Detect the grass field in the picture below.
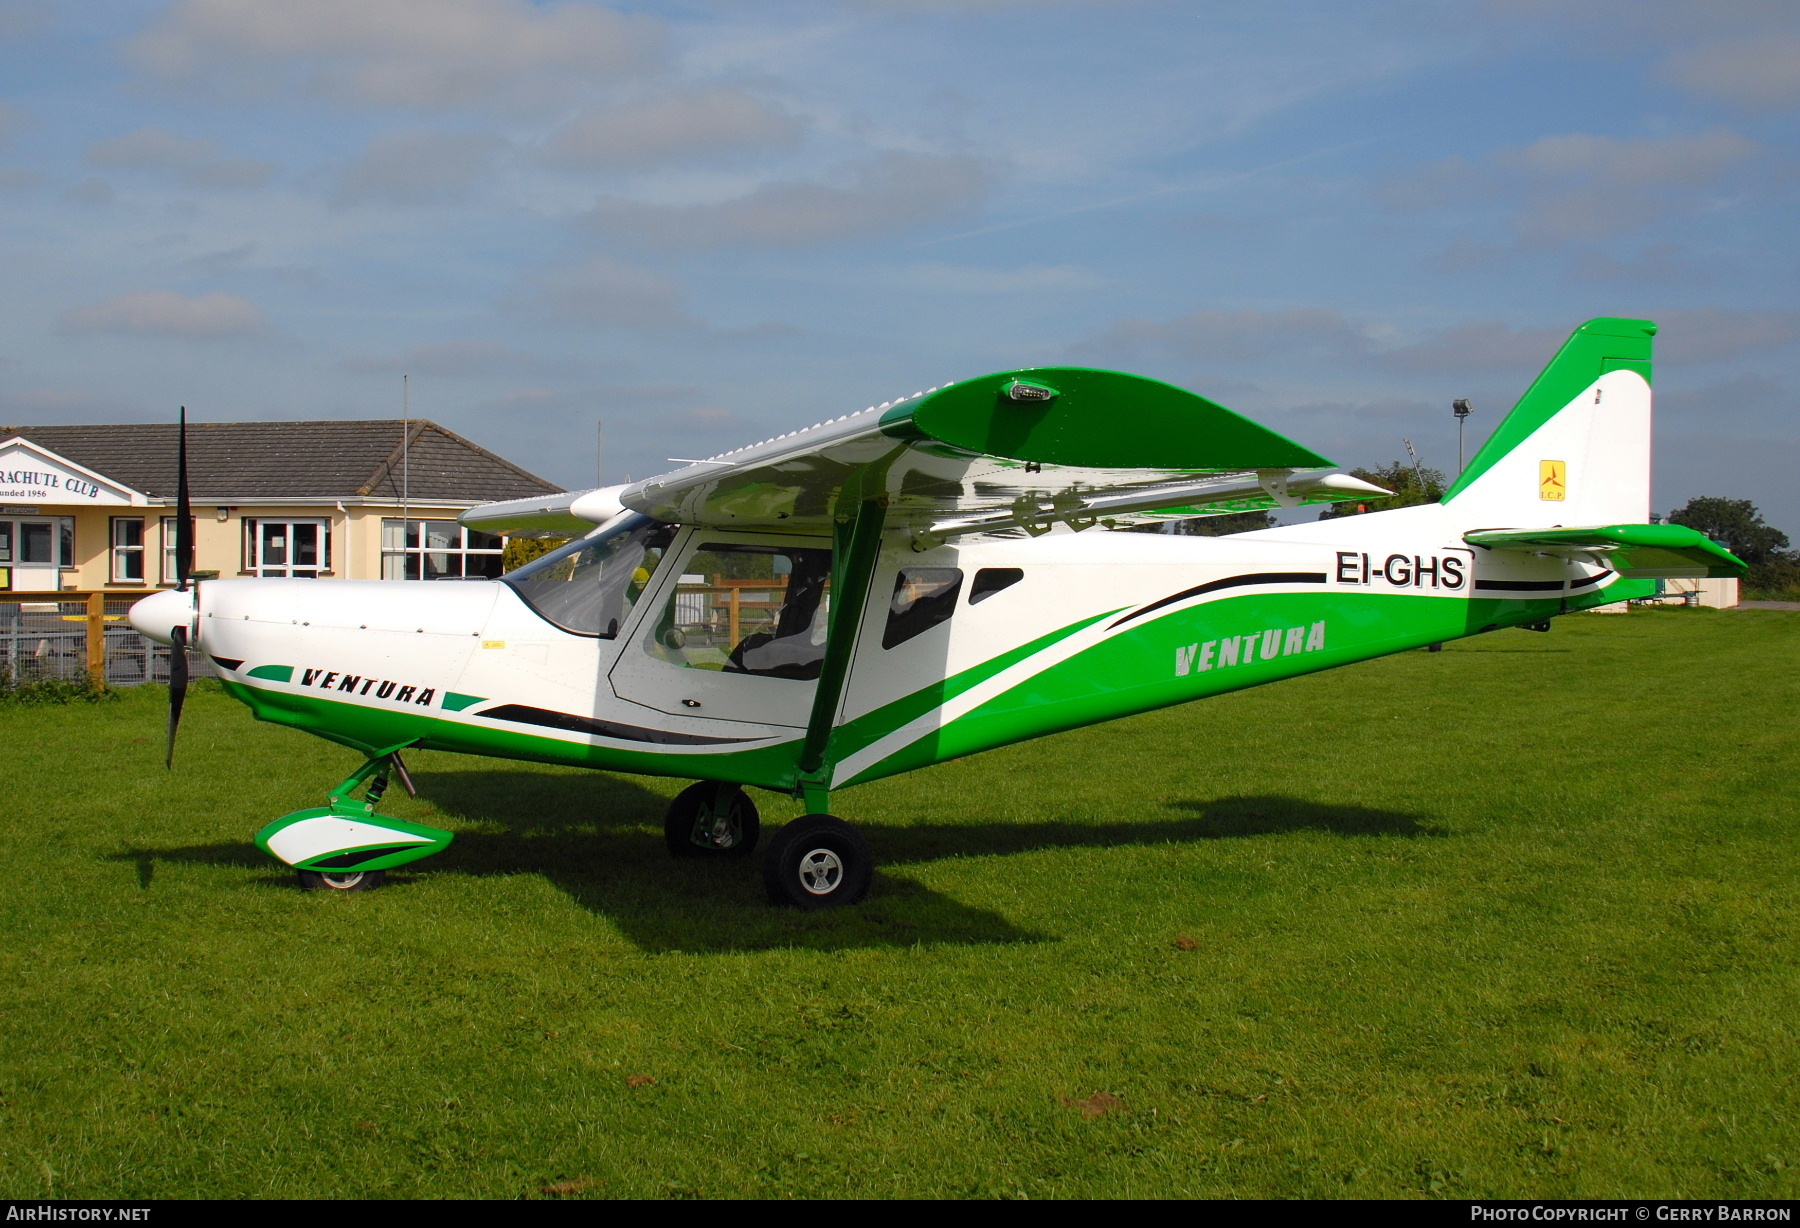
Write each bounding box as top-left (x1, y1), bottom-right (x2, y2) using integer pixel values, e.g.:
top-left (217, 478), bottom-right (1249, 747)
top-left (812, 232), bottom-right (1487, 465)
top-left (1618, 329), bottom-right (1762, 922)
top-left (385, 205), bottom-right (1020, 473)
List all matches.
top-left (1, 607), bottom-right (1796, 1199)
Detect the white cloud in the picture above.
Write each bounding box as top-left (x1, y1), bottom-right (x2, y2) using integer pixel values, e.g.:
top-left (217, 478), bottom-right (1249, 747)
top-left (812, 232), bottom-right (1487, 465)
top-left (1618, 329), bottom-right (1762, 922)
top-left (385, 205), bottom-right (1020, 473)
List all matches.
top-left (60, 177), bottom-right (113, 206)
top-left (342, 339), bottom-right (525, 376)
top-left (1500, 130), bottom-right (1756, 189)
top-left (61, 290), bottom-right (267, 338)
top-left (1374, 321), bottom-right (1565, 372)
top-left (894, 262), bottom-right (1102, 293)
top-left (543, 91), bottom-right (802, 170)
top-left (589, 152), bottom-right (989, 247)
top-left (128, 0), bottom-right (664, 112)
top-left (333, 130), bottom-right (507, 205)
top-left (1655, 309), bottom-right (1800, 363)
top-left (1664, 34), bottom-right (1800, 109)
top-left (508, 257), bottom-right (697, 329)
top-left (1087, 307), bottom-right (1370, 362)
top-left (87, 127), bottom-right (272, 190)
top-left (1384, 130), bottom-right (1761, 246)
top-left (0, 2), bottom-right (50, 40)
top-left (1569, 242), bottom-right (1708, 284)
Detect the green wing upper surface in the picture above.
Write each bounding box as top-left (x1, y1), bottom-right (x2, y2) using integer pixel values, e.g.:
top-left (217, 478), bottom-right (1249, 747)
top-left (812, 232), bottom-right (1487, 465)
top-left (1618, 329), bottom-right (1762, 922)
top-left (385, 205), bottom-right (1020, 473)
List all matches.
top-left (609, 367), bottom-right (1365, 534)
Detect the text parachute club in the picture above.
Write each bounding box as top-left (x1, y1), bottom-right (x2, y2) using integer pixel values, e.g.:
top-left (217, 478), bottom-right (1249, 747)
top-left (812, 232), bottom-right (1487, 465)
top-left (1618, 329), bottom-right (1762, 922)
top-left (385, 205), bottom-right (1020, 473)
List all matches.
top-left (299, 667), bottom-right (437, 707)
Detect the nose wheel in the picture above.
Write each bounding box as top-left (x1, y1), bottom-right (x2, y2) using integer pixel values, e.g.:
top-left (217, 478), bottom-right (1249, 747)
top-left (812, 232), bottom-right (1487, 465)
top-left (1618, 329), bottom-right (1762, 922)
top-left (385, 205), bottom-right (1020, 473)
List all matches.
top-left (664, 781), bottom-right (761, 858)
top-left (762, 815), bottom-right (871, 910)
top-left (297, 869), bottom-right (386, 892)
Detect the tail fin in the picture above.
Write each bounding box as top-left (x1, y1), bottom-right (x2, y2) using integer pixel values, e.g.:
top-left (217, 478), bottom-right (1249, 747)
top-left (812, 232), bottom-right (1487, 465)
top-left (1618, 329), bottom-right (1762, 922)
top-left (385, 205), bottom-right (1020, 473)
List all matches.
top-left (1440, 317), bottom-right (1654, 527)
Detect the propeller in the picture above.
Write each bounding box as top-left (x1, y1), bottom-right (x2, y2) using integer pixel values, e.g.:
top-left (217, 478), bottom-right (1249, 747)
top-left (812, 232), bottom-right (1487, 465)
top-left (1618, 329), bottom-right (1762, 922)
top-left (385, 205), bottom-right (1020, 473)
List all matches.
top-left (166, 407), bottom-right (193, 769)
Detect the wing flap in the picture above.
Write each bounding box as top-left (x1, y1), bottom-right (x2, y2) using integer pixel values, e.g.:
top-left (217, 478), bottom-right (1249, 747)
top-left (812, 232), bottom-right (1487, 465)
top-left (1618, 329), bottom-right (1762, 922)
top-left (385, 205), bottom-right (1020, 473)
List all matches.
top-left (1464, 524), bottom-right (1746, 578)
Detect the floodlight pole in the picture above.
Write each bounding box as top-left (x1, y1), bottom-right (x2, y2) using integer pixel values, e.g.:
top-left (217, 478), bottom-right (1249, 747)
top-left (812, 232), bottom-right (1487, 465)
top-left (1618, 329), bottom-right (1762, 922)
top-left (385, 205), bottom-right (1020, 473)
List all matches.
top-left (1453, 398), bottom-right (1473, 474)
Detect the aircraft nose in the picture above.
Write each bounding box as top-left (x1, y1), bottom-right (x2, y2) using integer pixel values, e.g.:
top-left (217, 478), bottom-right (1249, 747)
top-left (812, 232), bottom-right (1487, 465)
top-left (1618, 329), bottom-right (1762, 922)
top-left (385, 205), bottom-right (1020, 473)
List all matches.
top-left (129, 588), bottom-right (196, 646)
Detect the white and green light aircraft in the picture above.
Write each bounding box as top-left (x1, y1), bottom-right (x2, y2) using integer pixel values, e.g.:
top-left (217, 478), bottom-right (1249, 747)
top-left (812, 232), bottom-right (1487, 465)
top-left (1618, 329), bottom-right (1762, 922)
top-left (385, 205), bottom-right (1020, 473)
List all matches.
top-left (131, 317), bottom-right (1743, 908)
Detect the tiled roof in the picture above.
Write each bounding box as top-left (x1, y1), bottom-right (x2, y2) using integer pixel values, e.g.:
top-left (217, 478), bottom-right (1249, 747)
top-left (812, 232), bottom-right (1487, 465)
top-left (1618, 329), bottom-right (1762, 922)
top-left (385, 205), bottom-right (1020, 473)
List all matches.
top-left (0, 420), bottom-right (562, 503)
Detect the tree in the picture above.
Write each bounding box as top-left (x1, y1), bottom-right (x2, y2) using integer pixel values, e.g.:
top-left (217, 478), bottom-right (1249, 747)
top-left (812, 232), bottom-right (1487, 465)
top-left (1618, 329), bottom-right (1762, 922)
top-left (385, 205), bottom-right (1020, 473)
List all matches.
top-left (1667, 497), bottom-right (1789, 566)
top-left (1317, 459), bottom-right (1447, 519)
top-left (501, 535), bottom-right (568, 572)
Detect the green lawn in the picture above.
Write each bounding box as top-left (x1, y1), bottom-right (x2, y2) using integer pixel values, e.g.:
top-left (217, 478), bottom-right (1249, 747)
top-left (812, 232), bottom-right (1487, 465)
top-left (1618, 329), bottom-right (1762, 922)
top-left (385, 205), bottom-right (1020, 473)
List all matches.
top-left (1, 608), bottom-right (1796, 1199)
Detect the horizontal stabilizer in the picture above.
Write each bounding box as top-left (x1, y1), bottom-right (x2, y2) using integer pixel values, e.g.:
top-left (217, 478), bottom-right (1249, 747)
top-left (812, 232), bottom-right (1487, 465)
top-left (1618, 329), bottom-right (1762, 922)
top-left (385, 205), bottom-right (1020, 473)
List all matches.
top-left (1464, 523), bottom-right (1746, 579)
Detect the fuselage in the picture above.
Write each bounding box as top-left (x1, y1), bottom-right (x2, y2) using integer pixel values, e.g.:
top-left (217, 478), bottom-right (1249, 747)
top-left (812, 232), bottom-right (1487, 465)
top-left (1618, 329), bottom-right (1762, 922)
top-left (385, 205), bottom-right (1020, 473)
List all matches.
top-left (133, 502), bottom-right (1645, 797)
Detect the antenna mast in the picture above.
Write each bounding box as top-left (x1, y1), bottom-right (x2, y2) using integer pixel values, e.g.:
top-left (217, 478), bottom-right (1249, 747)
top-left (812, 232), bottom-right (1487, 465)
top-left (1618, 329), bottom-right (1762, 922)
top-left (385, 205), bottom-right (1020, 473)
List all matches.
top-left (1403, 437), bottom-right (1427, 493)
top-left (402, 374), bottom-right (410, 579)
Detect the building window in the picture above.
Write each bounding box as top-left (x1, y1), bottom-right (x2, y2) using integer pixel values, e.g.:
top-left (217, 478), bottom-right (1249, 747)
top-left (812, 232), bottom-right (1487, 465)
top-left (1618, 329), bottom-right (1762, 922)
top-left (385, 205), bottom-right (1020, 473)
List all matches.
top-left (243, 518), bottom-right (330, 578)
top-left (382, 519), bottom-right (504, 580)
top-left (111, 517), bottom-right (145, 582)
top-left (16, 519), bottom-right (74, 566)
top-left (159, 516), bottom-right (196, 584)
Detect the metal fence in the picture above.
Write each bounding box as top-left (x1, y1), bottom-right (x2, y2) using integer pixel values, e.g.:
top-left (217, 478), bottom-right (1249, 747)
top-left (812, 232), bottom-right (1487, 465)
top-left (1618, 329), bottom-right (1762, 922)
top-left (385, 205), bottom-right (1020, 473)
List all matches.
top-left (0, 597), bottom-right (217, 688)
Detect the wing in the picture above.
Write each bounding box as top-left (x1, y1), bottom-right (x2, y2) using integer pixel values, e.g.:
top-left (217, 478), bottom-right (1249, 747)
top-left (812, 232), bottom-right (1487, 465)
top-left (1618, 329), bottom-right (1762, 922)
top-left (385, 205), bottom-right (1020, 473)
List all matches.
top-left (465, 366), bottom-right (1386, 540)
top-left (1464, 524), bottom-right (1746, 578)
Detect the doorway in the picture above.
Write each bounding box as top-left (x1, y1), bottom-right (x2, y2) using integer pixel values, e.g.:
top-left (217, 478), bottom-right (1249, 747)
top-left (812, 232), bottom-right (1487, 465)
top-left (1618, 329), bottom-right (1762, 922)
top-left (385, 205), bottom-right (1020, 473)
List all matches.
top-left (608, 533), bottom-right (833, 727)
top-left (0, 516), bottom-right (74, 591)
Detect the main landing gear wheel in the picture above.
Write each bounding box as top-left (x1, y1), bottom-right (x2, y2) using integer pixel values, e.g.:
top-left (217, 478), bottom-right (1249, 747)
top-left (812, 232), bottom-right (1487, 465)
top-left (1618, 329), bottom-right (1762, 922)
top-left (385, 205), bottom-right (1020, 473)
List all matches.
top-left (762, 815), bottom-right (872, 910)
top-left (665, 781), bottom-right (761, 858)
top-left (297, 869), bottom-right (386, 892)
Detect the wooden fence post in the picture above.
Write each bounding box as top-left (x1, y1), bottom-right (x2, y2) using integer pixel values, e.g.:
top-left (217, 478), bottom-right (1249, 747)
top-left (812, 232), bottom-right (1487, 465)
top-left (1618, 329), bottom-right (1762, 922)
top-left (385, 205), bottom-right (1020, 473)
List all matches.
top-left (86, 592), bottom-right (106, 687)
top-left (729, 586), bottom-right (741, 647)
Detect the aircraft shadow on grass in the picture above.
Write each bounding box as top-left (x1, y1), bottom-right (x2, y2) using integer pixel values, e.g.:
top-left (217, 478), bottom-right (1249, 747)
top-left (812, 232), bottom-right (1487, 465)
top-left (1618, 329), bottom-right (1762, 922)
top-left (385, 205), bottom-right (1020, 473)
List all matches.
top-left (115, 776), bottom-right (1440, 954)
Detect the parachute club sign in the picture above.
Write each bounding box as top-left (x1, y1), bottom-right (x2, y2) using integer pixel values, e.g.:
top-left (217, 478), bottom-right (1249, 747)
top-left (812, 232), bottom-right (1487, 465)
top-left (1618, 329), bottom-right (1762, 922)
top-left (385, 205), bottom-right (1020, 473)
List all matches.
top-left (0, 467), bottom-right (106, 501)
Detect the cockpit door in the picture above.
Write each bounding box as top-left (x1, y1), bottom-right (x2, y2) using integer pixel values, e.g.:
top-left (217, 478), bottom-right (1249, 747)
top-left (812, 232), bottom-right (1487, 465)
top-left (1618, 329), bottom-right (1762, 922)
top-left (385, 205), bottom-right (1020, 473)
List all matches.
top-left (607, 531), bottom-right (833, 727)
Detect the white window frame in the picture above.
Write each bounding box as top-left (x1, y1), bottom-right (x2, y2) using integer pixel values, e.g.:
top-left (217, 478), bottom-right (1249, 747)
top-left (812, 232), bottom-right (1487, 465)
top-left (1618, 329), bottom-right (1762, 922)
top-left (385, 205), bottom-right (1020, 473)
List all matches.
top-left (381, 518), bottom-right (505, 580)
top-left (111, 516), bottom-right (146, 583)
top-left (157, 515), bottom-right (197, 585)
top-left (244, 517), bottom-right (331, 578)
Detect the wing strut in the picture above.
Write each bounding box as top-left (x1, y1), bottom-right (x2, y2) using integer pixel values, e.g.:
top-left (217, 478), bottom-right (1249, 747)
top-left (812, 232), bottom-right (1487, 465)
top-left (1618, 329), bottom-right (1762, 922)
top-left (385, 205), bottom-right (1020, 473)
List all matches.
top-left (796, 494), bottom-right (889, 798)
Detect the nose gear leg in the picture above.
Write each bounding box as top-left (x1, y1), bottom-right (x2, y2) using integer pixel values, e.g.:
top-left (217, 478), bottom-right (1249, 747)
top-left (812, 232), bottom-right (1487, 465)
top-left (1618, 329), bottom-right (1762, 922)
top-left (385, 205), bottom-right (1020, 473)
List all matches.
top-left (255, 747), bottom-right (453, 890)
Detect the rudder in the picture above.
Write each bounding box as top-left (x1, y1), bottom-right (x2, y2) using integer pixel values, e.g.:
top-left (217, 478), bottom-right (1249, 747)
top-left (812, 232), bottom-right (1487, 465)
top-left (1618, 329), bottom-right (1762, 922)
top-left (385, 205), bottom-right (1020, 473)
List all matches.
top-left (1440, 317), bottom-right (1654, 528)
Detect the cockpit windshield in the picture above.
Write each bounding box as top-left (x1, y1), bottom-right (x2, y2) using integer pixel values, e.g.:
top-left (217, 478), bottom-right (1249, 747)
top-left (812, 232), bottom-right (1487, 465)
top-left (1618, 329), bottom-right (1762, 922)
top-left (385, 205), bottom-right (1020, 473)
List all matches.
top-left (501, 514), bottom-right (676, 638)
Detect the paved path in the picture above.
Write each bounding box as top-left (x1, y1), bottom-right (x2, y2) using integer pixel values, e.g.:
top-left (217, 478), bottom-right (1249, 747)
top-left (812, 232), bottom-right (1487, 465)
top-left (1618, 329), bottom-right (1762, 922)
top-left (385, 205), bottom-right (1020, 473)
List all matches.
top-left (1739, 600), bottom-right (1800, 610)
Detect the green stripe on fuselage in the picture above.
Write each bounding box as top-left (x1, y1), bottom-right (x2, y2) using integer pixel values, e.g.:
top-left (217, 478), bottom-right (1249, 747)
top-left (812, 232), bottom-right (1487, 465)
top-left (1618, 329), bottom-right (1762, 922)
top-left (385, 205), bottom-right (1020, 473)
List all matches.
top-left (844, 579), bottom-right (1654, 785)
top-left (220, 679), bottom-right (807, 790)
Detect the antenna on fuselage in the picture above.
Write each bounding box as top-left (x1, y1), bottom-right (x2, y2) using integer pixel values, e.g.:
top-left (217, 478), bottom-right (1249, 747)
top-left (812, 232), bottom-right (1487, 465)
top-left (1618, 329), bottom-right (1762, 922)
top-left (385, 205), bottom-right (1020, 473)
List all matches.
top-left (401, 374), bottom-right (410, 579)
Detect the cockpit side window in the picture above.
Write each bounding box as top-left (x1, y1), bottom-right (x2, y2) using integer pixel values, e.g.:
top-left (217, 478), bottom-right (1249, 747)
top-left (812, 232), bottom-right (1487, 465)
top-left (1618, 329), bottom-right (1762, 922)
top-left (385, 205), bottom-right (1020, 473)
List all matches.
top-left (883, 567), bottom-right (963, 649)
top-left (502, 514), bottom-right (676, 637)
top-left (644, 542), bottom-right (834, 680)
top-left (968, 567), bottom-right (1023, 604)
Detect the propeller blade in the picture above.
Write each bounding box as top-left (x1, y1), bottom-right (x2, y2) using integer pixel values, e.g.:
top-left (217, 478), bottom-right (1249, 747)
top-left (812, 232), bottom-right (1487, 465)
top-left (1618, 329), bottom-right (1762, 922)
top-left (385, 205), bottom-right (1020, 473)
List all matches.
top-left (166, 409), bottom-right (193, 768)
top-left (175, 406), bottom-right (193, 591)
top-left (166, 624), bottom-right (188, 769)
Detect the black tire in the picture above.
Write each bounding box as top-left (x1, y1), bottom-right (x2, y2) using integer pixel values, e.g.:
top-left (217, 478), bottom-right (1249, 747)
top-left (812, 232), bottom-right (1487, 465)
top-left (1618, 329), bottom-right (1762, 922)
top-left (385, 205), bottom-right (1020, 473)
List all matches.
top-left (664, 781), bottom-right (761, 858)
top-left (297, 869), bottom-right (387, 892)
top-left (762, 815), bottom-right (872, 910)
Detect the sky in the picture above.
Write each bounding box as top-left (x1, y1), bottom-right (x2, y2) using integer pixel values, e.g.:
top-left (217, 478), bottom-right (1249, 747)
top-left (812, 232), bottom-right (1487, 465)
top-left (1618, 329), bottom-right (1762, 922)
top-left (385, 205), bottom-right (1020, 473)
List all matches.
top-left (0, 0), bottom-right (1795, 531)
